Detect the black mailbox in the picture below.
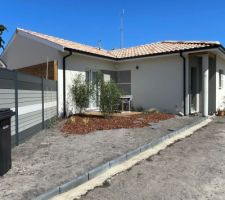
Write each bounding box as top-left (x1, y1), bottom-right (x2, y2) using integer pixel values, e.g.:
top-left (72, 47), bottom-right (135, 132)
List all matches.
top-left (0, 108), bottom-right (15, 176)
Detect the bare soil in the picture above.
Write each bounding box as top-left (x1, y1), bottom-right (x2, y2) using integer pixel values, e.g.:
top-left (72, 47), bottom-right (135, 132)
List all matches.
top-left (0, 116), bottom-right (198, 200)
top-left (62, 113), bottom-right (174, 134)
top-left (82, 117), bottom-right (225, 200)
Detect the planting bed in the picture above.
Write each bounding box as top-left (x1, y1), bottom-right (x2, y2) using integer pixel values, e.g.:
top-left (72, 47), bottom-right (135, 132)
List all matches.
top-left (62, 113), bottom-right (174, 134)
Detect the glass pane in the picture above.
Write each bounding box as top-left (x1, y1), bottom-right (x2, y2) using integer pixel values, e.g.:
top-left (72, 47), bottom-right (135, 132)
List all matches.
top-left (85, 71), bottom-right (90, 83)
top-left (91, 71), bottom-right (100, 108)
top-left (103, 74), bottom-right (111, 82)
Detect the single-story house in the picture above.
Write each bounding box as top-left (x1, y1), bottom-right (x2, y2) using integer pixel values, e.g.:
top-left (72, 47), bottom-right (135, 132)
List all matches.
top-left (1, 28), bottom-right (225, 117)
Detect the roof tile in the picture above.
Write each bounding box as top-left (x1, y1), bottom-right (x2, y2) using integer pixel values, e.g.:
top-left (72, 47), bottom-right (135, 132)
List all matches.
top-left (17, 28), bottom-right (220, 60)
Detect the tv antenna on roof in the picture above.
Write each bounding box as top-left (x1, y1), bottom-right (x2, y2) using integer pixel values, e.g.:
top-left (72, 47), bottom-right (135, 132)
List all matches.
top-left (97, 40), bottom-right (102, 49)
top-left (120, 9), bottom-right (125, 48)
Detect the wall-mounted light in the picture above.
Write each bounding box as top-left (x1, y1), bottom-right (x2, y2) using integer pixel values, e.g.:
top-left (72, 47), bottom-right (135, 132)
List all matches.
top-left (136, 65), bottom-right (139, 70)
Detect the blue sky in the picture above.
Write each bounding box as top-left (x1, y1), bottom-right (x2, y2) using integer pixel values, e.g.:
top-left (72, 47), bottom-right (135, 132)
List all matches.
top-left (1, 0), bottom-right (225, 51)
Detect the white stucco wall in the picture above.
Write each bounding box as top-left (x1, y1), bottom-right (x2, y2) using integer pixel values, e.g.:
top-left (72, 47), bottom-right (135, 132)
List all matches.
top-left (216, 55), bottom-right (225, 109)
top-left (64, 53), bottom-right (116, 114)
top-left (1, 34), bottom-right (62, 69)
top-left (116, 55), bottom-right (184, 114)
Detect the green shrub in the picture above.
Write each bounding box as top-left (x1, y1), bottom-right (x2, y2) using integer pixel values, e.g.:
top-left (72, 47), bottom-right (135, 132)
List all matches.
top-left (99, 81), bottom-right (122, 117)
top-left (92, 72), bottom-right (122, 117)
top-left (71, 74), bottom-right (93, 113)
top-left (71, 72), bottom-right (122, 117)
top-left (135, 106), bottom-right (145, 112)
top-left (46, 117), bottom-right (57, 129)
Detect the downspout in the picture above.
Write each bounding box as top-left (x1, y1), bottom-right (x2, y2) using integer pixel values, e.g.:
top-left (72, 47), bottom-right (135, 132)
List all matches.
top-left (62, 50), bottom-right (72, 118)
top-left (179, 52), bottom-right (186, 116)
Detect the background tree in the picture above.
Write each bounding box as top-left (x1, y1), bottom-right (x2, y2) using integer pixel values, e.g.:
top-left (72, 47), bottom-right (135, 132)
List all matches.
top-left (0, 25), bottom-right (7, 49)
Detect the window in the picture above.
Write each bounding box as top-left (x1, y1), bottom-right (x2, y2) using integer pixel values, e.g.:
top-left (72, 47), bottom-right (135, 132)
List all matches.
top-left (219, 69), bottom-right (224, 89)
top-left (116, 70), bottom-right (131, 95)
top-left (103, 74), bottom-right (111, 82)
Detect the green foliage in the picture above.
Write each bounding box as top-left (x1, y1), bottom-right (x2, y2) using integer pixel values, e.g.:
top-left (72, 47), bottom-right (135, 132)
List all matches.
top-left (70, 71), bottom-right (122, 117)
top-left (98, 78), bottom-right (122, 117)
top-left (135, 106), bottom-right (145, 112)
top-left (46, 117), bottom-right (57, 129)
top-left (71, 73), bottom-right (94, 113)
top-left (0, 25), bottom-right (7, 50)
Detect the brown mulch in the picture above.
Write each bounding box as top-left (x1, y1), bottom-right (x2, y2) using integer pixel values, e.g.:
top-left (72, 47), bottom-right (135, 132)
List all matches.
top-left (61, 113), bottom-right (175, 134)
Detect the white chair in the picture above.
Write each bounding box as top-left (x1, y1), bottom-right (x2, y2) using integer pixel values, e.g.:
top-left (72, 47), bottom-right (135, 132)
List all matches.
top-left (120, 95), bottom-right (133, 112)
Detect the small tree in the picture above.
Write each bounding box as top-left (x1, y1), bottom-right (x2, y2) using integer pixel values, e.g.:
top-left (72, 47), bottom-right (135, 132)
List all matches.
top-left (71, 74), bottom-right (93, 114)
top-left (98, 78), bottom-right (122, 117)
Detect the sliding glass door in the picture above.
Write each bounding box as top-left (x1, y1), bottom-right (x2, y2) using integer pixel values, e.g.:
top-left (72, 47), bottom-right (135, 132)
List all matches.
top-left (85, 70), bottom-right (99, 109)
top-left (85, 69), bottom-right (131, 109)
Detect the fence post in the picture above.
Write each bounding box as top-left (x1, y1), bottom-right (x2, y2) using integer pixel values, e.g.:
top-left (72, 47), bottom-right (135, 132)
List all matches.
top-left (42, 78), bottom-right (45, 129)
top-left (14, 71), bottom-right (19, 146)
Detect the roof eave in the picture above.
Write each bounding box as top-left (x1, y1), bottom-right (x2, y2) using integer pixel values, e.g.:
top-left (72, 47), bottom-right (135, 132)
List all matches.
top-left (64, 47), bottom-right (118, 61)
top-left (117, 45), bottom-right (222, 61)
top-left (65, 45), bottom-right (223, 61)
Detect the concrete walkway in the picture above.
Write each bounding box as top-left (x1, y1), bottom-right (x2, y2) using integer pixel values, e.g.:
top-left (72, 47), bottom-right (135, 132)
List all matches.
top-left (81, 117), bottom-right (225, 200)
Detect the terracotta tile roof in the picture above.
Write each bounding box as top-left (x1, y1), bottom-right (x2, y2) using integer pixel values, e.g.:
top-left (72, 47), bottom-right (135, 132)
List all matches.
top-left (17, 28), bottom-right (221, 60)
top-left (17, 28), bottom-right (115, 58)
top-left (110, 41), bottom-right (221, 59)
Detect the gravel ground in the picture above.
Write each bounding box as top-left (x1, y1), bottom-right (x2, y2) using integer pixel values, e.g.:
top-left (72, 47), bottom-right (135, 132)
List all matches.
top-left (82, 117), bottom-right (225, 200)
top-left (0, 116), bottom-right (198, 200)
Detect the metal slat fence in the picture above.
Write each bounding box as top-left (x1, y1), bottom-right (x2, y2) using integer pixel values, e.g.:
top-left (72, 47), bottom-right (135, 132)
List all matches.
top-left (0, 68), bottom-right (58, 146)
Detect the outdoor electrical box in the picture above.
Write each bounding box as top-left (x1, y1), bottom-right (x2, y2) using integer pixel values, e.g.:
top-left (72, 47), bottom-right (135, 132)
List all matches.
top-left (0, 108), bottom-right (15, 176)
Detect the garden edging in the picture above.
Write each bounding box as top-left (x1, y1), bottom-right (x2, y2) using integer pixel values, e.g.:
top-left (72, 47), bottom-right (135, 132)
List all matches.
top-left (34, 117), bottom-right (212, 200)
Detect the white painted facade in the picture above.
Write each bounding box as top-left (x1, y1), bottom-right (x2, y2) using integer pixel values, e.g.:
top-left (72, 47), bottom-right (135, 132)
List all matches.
top-left (1, 33), bottom-right (62, 69)
top-left (65, 54), bottom-right (116, 114)
top-left (2, 32), bottom-right (225, 116)
top-left (216, 55), bottom-right (225, 109)
top-left (116, 55), bottom-right (183, 113)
